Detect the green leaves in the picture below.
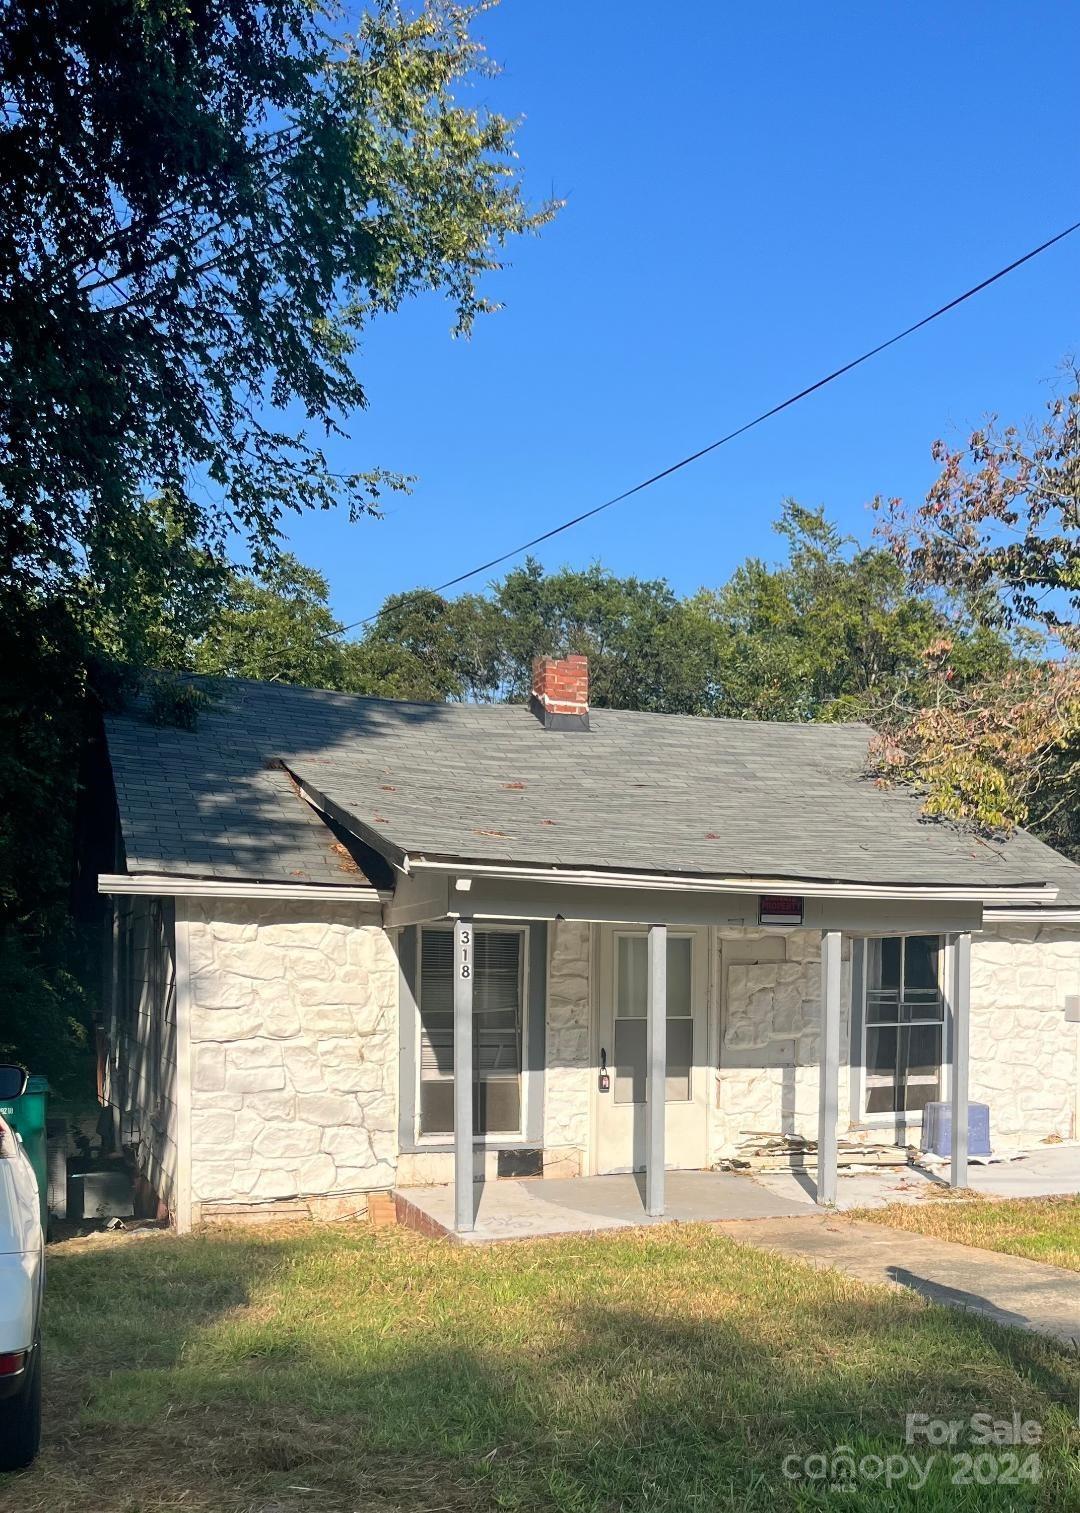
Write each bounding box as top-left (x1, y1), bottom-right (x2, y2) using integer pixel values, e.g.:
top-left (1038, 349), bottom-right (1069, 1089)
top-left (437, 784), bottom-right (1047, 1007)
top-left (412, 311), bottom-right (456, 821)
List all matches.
top-left (0, 1), bottom-right (556, 593)
top-left (872, 371), bottom-right (1080, 843)
top-left (0, 2), bottom-right (555, 1083)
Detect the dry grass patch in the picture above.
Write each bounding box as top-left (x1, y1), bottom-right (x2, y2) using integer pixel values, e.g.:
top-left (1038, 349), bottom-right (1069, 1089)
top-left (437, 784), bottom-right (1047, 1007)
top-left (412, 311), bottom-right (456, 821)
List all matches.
top-left (850, 1195), bottom-right (1080, 1271)
top-left (0, 1221), bottom-right (1075, 1511)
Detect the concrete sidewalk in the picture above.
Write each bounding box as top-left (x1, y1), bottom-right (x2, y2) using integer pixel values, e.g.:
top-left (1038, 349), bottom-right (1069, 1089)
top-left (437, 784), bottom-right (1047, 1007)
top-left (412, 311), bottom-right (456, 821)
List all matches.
top-left (713, 1214), bottom-right (1080, 1347)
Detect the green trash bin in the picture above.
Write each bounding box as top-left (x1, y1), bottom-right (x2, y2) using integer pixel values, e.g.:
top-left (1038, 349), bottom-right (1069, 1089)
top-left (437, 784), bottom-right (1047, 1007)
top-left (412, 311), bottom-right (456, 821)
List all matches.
top-left (0, 1075), bottom-right (49, 1231)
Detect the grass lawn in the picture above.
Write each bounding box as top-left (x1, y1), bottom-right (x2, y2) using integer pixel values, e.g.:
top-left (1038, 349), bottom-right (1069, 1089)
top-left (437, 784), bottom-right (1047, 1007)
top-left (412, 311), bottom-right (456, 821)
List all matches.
top-left (3, 1222), bottom-right (1077, 1513)
top-left (850, 1196), bottom-right (1080, 1272)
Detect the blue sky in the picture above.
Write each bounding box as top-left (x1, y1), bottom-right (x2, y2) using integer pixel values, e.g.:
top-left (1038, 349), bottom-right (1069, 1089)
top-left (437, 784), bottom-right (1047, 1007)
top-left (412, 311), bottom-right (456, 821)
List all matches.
top-left (286, 0), bottom-right (1080, 631)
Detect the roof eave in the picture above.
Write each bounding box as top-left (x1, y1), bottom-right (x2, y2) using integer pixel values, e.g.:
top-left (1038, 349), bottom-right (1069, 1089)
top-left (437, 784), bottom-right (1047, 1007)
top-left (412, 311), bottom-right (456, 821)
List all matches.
top-left (97, 872), bottom-right (385, 903)
top-left (404, 857), bottom-right (1059, 906)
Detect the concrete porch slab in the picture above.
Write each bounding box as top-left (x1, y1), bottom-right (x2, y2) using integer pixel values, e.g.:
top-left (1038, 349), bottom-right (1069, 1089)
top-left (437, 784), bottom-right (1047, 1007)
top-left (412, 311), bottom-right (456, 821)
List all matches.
top-left (752, 1142), bottom-right (1080, 1211)
top-left (395, 1169), bottom-right (812, 1243)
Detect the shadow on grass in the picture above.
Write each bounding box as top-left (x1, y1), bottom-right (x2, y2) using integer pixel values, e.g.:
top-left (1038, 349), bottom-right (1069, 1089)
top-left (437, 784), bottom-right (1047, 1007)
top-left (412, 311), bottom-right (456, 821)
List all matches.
top-left (4, 1226), bottom-right (1077, 1513)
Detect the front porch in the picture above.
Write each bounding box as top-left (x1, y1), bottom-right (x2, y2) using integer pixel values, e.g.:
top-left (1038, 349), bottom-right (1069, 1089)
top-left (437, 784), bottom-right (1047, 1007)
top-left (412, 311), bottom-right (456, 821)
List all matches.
top-left (394, 1167), bottom-right (812, 1243)
top-left (394, 1142), bottom-right (1080, 1244)
top-left (392, 873), bottom-right (988, 1237)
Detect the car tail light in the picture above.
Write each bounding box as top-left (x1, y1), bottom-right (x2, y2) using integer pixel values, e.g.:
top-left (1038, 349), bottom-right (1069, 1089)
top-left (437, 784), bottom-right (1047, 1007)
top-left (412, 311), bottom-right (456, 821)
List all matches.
top-left (0, 1351), bottom-right (26, 1376)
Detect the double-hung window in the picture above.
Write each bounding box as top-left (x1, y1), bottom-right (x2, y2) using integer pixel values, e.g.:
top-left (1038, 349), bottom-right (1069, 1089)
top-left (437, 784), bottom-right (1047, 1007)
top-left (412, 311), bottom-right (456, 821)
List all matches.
top-left (862, 935), bottom-right (944, 1117)
top-left (418, 925), bottom-right (525, 1137)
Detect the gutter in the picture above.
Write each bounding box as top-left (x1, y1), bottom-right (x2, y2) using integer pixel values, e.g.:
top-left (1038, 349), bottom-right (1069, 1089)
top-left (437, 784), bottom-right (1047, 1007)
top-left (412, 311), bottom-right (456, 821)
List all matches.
top-left (405, 857), bottom-right (1057, 906)
top-left (97, 873), bottom-right (383, 903)
top-left (982, 907), bottom-right (1080, 924)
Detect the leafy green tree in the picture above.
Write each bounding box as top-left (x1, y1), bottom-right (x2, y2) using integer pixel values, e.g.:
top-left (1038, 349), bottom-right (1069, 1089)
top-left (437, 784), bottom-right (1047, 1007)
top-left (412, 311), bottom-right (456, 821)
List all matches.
top-left (342, 589), bottom-right (504, 701)
top-left (0, 0), bottom-right (554, 600)
top-left (0, 0), bottom-right (552, 1084)
top-left (339, 514), bottom-right (1013, 726)
top-left (491, 559), bottom-right (721, 712)
top-left (695, 503), bottom-right (1011, 723)
top-left (0, 588), bottom-right (92, 1091)
top-left (78, 497), bottom-right (230, 674)
top-left (191, 555), bottom-right (347, 687)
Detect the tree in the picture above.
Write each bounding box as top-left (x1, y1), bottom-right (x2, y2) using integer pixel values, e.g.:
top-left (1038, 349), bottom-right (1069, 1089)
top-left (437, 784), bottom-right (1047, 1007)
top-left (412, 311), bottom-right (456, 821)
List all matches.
top-left (491, 559), bottom-right (721, 712)
top-left (694, 503), bottom-right (1011, 723)
top-left (191, 554), bottom-right (348, 687)
top-left (342, 588), bottom-right (503, 701)
top-left (0, 0), bottom-right (554, 602)
top-left (0, 0), bottom-right (553, 1083)
top-left (0, 587), bottom-right (92, 1091)
top-left (874, 375), bottom-right (1079, 845)
top-left (878, 374), bottom-right (1079, 648)
top-left (336, 512), bottom-right (1015, 726)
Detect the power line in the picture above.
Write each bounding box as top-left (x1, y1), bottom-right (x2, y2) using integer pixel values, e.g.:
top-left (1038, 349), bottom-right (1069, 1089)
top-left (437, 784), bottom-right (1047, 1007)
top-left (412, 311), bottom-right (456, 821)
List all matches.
top-left (311, 216), bottom-right (1080, 650)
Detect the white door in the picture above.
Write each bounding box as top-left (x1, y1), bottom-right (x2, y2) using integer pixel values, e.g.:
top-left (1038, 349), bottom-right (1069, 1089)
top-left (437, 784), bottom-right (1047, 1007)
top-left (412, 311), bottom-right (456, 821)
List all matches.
top-left (594, 926), bottom-right (709, 1174)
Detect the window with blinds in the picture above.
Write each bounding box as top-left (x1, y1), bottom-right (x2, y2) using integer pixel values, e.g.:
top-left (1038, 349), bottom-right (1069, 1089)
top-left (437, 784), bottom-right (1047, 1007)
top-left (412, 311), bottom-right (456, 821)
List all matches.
top-left (418, 927), bottom-right (525, 1135)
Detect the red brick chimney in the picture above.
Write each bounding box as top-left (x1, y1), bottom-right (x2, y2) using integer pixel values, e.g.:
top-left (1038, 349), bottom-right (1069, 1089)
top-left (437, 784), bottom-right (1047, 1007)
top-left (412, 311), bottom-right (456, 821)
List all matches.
top-left (530, 654), bottom-right (590, 731)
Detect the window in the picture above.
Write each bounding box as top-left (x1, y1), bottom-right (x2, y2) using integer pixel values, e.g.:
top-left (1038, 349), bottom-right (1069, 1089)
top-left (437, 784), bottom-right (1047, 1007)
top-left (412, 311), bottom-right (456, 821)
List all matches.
top-left (418, 926), bottom-right (525, 1136)
top-left (863, 935), bottom-right (944, 1117)
top-left (613, 934), bottom-right (694, 1104)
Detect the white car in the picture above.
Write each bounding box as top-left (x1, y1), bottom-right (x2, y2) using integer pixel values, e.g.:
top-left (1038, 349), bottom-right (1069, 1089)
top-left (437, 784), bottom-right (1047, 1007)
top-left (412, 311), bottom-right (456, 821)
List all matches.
top-left (0, 1066), bottom-right (43, 1470)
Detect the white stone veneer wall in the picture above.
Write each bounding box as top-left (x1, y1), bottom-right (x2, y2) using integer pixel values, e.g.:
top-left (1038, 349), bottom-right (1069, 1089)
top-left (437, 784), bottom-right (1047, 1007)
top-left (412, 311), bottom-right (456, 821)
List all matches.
top-left (543, 921), bottom-right (592, 1170)
top-left (179, 906), bottom-right (1079, 1215)
top-left (970, 924), bottom-right (1080, 1148)
top-left (185, 899), bottom-right (398, 1216)
top-left (536, 925), bottom-right (855, 1169)
top-left (710, 929), bottom-right (853, 1162)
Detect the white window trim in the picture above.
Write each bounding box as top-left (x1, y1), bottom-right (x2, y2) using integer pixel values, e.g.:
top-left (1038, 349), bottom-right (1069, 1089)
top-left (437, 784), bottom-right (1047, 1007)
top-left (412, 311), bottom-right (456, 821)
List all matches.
top-left (414, 922), bottom-right (530, 1146)
top-left (611, 927), bottom-right (696, 1106)
top-left (855, 933), bottom-right (947, 1130)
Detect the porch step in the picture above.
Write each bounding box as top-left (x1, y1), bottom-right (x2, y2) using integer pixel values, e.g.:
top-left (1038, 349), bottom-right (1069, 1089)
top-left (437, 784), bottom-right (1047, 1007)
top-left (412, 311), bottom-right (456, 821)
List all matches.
top-left (393, 1189), bottom-right (452, 1239)
top-left (367, 1191), bottom-right (400, 1229)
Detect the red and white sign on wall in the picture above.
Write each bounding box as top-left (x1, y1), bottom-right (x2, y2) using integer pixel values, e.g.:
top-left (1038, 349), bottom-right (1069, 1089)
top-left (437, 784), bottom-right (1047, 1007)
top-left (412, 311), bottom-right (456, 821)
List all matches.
top-left (759, 894), bottom-right (804, 925)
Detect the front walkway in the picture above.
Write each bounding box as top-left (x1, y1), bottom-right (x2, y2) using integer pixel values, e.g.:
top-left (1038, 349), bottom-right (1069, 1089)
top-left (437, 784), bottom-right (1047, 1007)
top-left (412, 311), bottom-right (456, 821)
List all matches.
top-left (395, 1169), bottom-right (809, 1243)
top-left (713, 1214), bottom-right (1080, 1347)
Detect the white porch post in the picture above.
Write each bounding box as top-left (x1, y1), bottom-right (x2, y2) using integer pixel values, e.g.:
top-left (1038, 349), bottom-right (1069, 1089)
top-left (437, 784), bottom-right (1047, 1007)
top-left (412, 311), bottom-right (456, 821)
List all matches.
top-left (645, 923), bottom-right (667, 1217)
top-left (950, 930), bottom-right (971, 1190)
top-left (817, 930), bottom-right (842, 1206)
top-left (453, 917), bottom-right (474, 1233)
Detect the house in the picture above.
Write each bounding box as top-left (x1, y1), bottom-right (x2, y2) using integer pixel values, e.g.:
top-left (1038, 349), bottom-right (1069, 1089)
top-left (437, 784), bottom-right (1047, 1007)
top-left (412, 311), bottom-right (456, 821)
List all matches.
top-left (96, 655), bottom-right (1080, 1234)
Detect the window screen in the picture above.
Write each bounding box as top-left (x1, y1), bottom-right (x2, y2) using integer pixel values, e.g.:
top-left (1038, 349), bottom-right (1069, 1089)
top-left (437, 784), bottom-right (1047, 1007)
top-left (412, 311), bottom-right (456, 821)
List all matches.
top-left (419, 927), bottom-right (524, 1136)
top-left (864, 935), bottom-right (944, 1116)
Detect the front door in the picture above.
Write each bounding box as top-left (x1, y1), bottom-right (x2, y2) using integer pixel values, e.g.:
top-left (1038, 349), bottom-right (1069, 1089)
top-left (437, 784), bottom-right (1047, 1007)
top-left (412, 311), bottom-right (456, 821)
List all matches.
top-left (594, 926), bottom-right (709, 1173)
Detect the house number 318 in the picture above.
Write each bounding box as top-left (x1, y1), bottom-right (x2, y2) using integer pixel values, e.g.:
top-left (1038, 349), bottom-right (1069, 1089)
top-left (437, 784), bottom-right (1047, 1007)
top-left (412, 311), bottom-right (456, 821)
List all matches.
top-left (459, 928), bottom-right (471, 977)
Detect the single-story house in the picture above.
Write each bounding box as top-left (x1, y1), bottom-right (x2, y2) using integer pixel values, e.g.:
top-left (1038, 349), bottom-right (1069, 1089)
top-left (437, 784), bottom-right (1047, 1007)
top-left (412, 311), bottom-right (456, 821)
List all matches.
top-left (96, 655), bottom-right (1080, 1234)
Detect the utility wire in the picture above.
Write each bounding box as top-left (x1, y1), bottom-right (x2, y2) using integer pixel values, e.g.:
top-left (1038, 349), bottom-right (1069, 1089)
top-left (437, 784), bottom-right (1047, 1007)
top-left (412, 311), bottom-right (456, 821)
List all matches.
top-left (305, 216), bottom-right (1080, 653)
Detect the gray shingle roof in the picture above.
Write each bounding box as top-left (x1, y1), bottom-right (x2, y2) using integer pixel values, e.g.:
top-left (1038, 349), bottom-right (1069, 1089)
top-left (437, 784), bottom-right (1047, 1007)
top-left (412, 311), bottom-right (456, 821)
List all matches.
top-left (104, 677), bottom-right (1080, 902)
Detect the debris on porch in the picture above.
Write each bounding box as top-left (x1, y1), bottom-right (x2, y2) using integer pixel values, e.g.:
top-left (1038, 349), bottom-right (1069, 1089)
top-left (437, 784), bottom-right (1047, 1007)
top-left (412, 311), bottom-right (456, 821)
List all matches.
top-left (720, 1130), bottom-right (909, 1173)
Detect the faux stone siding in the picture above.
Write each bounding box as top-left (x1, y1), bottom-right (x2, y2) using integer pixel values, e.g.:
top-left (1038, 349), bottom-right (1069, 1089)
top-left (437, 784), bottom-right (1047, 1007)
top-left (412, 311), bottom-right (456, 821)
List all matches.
top-left (544, 920), bottom-right (591, 1167)
top-left (187, 900), bottom-right (397, 1207)
top-left (970, 924), bottom-right (1080, 1147)
top-left (710, 929), bottom-right (852, 1161)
